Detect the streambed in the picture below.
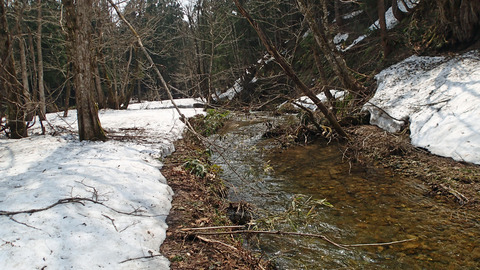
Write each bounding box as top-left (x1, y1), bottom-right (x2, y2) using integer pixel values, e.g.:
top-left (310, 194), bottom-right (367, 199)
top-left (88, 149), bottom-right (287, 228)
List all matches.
top-left (211, 113), bottom-right (480, 269)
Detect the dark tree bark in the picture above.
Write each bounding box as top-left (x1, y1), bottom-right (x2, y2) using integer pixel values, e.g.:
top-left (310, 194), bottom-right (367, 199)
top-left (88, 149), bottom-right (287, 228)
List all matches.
top-left (1, 1), bottom-right (27, 138)
top-left (378, 0), bottom-right (391, 57)
top-left (93, 56), bottom-right (106, 109)
top-left (233, 0), bottom-right (348, 139)
top-left (63, 66), bottom-right (72, 117)
top-left (63, 0), bottom-right (107, 141)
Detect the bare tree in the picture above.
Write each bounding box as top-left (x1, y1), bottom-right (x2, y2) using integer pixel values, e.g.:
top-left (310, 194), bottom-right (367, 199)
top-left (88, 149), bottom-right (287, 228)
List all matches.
top-left (1, 0), bottom-right (27, 138)
top-left (62, 0), bottom-right (107, 141)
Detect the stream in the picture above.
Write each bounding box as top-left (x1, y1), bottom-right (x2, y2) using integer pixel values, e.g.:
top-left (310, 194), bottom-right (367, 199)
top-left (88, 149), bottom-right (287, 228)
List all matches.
top-left (211, 113), bottom-right (480, 269)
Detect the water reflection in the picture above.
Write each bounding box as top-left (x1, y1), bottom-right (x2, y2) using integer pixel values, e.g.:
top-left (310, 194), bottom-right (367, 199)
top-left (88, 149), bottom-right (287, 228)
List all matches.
top-left (212, 113), bottom-right (480, 269)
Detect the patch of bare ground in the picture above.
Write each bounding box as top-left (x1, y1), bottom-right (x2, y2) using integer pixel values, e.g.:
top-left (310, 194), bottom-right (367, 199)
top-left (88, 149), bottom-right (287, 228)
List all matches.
top-left (160, 139), bottom-right (272, 270)
top-left (346, 125), bottom-right (480, 209)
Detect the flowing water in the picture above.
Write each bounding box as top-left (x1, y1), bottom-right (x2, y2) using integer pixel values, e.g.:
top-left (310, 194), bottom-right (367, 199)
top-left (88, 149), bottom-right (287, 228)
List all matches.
top-left (211, 113), bottom-right (480, 269)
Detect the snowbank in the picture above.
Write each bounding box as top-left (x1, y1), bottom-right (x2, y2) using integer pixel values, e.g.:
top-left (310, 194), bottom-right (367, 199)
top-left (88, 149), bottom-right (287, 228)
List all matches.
top-left (0, 100), bottom-right (203, 269)
top-left (364, 51), bottom-right (480, 165)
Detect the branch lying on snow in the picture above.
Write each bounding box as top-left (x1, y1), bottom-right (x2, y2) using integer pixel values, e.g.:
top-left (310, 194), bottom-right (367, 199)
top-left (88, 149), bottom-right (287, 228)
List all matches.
top-left (0, 197), bottom-right (165, 218)
top-left (119, 254), bottom-right (165, 264)
top-left (180, 226), bottom-right (416, 250)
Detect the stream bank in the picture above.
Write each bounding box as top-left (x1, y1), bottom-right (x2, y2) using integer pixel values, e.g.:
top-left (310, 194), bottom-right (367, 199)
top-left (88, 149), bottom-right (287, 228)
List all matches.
top-left (347, 125), bottom-right (480, 209)
top-left (160, 139), bottom-right (273, 270)
top-left (161, 112), bottom-right (480, 269)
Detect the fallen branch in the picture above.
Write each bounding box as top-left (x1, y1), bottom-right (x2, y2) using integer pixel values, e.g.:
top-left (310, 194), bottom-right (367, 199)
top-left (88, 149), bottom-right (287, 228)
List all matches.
top-left (180, 226), bottom-right (416, 250)
top-left (0, 197), bottom-right (165, 218)
top-left (181, 228), bottom-right (348, 250)
top-left (119, 254), bottom-right (165, 264)
top-left (180, 225), bottom-right (245, 231)
top-left (196, 235), bottom-right (238, 251)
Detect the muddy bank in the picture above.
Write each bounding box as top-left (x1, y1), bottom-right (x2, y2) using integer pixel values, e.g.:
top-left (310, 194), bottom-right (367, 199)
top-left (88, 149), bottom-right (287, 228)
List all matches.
top-left (160, 139), bottom-right (271, 270)
top-left (346, 125), bottom-right (480, 209)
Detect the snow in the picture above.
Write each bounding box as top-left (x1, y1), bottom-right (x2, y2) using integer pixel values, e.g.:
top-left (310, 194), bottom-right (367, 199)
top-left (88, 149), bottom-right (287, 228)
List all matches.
top-left (296, 90), bottom-right (346, 110)
top-left (343, 10), bottom-right (363, 20)
top-left (339, 0), bottom-right (419, 52)
top-left (278, 90), bottom-right (346, 111)
top-left (364, 51), bottom-right (480, 165)
top-left (333, 33), bottom-right (349, 45)
top-left (0, 99), bottom-right (204, 269)
top-left (215, 79), bottom-right (243, 101)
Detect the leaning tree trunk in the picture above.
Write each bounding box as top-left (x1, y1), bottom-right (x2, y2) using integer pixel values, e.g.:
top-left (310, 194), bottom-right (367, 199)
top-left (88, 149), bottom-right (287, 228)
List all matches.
top-left (63, 0), bottom-right (107, 141)
top-left (0, 1), bottom-right (27, 138)
top-left (233, 0), bottom-right (348, 139)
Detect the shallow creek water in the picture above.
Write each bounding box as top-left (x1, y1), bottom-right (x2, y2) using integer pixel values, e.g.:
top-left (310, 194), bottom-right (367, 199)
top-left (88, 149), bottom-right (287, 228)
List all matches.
top-left (211, 113), bottom-right (480, 269)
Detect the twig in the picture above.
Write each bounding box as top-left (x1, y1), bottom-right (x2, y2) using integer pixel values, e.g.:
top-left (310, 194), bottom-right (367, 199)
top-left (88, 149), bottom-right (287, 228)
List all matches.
top-left (119, 254), bottom-right (165, 264)
top-left (180, 225), bottom-right (245, 231)
top-left (181, 227), bottom-right (416, 250)
top-left (196, 235), bottom-right (238, 251)
top-left (0, 197), bottom-right (165, 218)
top-left (343, 238), bottom-right (416, 247)
top-left (102, 214), bottom-right (118, 232)
top-left (9, 216), bottom-right (42, 231)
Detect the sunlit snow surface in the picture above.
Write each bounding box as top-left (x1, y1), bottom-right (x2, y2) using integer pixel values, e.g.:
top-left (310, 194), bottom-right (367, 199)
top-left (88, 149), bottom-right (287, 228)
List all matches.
top-left (364, 51), bottom-right (480, 165)
top-left (0, 99), bottom-right (203, 269)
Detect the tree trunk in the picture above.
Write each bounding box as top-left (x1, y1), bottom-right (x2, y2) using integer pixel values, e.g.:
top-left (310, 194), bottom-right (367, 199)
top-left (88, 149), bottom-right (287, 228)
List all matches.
top-left (27, 31), bottom-right (38, 105)
top-left (14, 2), bottom-right (34, 122)
top-left (18, 37), bottom-right (34, 122)
top-left (233, 0), bottom-right (348, 139)
top-left (93, 55), bottom-right (106, 109)
top-left (36, 0), bottom-right (46, 121)
top-left (378, 0), bottom-right (391, 57)
top-left (63, 66), bottom-right (72, 117)
top-left (63, 0), bottom-right (107, 141)
top-left (0, 1), bottom-right (27, 138)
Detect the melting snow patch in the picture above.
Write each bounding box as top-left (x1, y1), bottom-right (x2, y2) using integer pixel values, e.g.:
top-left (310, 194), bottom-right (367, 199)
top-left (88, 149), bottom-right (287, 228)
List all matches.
top-left (0, 100), bottom-right (204, 269)
top-left (364, 51), bottom-right (480, 164)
